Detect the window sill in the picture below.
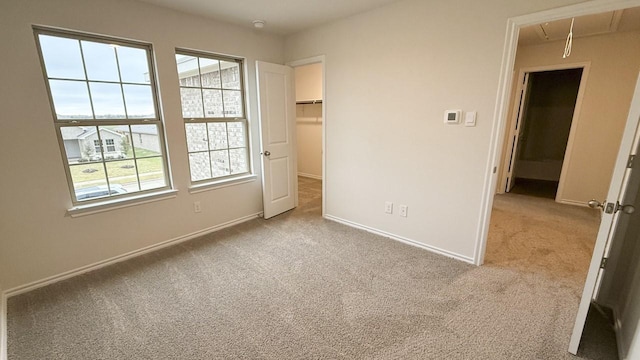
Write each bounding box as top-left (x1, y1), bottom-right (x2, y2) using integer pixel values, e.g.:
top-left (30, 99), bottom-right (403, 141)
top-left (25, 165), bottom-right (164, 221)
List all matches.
top-left (67, 189), bottom-right (179, 218)
top-left (189, 174), bottom-right (257, 194)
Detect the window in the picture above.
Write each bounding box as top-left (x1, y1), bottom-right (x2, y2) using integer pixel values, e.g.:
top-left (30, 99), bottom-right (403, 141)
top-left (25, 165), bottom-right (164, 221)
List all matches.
top-left (35, 28), bottom-right (171, 204)
top-left (105, 139), bottom-right (116, 152)
top-left (175, 50), bottom-right (250, 183)
top-left (94, 140), bottom-right (102, 154)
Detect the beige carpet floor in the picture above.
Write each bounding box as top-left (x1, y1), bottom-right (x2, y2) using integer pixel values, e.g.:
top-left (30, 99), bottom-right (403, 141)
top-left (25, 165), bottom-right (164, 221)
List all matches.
top-left (7, 181), bottom-right (616, 359)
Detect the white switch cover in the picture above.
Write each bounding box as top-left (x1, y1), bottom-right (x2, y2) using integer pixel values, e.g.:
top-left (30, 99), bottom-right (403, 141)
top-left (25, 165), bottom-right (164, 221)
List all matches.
top-left (465, 111), bottom-right (477, 127)
top-left (385, 201), bottom-right (393, 214)
top-left (399, 205), bottom-right (408, 217)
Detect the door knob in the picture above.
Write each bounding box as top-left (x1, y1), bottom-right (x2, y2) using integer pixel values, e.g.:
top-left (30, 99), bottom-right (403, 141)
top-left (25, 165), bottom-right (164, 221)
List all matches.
top-left (617, 203), bottom-right (635, 214)
top-left (263, 150), bottom-right (271, 156)
top-left (588, 199), bottom-right (604, 210)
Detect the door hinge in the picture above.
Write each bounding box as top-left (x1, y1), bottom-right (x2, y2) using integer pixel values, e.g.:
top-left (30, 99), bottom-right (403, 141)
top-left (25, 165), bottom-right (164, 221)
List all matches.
top-left (600, 257), bottom-right (608, 269)
top-left (627, 155), bottom-right (635, 168)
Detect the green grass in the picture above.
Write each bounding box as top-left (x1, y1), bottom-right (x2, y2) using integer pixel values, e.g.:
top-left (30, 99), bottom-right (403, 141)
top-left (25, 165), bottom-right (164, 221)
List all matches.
top-left (70, 155), bottom-right (163, 185)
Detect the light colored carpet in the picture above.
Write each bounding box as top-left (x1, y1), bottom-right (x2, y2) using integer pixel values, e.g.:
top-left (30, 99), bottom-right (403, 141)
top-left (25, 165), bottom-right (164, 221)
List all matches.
top-left (7, 183), bottom-right (615, 359)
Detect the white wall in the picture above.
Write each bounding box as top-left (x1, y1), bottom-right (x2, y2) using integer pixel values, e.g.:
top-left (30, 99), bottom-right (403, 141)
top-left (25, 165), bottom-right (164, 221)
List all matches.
top-left (499, 31), bottom-right (640, 202)
top-left (285, 0), bottom-right (584, 260)
top-left (295, 64), bottom-right (323, 179)
top-left (0, 0), bottom-right (284, 291)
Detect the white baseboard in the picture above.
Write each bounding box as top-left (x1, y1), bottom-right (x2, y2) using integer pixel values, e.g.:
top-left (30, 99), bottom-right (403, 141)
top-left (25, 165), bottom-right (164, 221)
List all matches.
top-left (323, 214), bottom-right (475, 264)
top-left (1, 291), bottom-right (6, 360)
top-left (4, 212), bottom-right (262, 298)
top-left (297, 172), bottom-right (322, 180)
top-left (558, 199), bottom-right (588, 207)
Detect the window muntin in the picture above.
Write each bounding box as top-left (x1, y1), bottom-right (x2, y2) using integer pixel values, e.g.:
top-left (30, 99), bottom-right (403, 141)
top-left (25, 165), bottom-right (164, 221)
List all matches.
top-left (175, 51), bottom-right (250, 184)
top-left (35, 28), bottom-right (171, 204)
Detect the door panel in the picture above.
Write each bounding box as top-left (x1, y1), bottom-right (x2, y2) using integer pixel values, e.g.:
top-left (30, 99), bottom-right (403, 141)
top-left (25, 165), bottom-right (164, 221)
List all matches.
top-left (569, 72), bottom-right (640, 354)
top-left (256, 61), bottom-right (297, 219)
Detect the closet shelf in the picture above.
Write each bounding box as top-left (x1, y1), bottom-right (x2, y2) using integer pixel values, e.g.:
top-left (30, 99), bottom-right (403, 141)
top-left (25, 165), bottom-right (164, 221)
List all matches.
top-left (296, 100), bottom-right (323, 105)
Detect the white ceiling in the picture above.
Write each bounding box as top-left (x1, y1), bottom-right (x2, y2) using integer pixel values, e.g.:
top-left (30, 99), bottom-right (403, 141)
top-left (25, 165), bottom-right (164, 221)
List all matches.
top-left (519, 6), bottom-right (640, 46)
top-left (137, 0), bottom-right (404, 35)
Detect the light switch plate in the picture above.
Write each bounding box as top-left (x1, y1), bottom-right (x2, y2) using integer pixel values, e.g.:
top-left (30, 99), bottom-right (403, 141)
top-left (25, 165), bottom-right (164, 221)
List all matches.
top-left (465, 111), bottom-right (477, 127)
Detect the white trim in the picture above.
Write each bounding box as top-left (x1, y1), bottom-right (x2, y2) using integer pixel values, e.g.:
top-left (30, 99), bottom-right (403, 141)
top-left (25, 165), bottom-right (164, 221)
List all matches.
top-left (297, 172), bottom-right (322, 180)
top-left (324, 214), bottom-right (474, 264)
top-left (0, 291), bottom-right (6, 360)
top-left (67, 189), bottom-right (178, 218)
top-left (558, 199), bottom-right (589, 207)
top-left (4, 212), bottom-right (262, 298)
top-left (188, 174), bottom-right (257, 194)
top-left (287, 55), bottom-right (327, 217)
top-left (476, 0), bottom-right (640, 265)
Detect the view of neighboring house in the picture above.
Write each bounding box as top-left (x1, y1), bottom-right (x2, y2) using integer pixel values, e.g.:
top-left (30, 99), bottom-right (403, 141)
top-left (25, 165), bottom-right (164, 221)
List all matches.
top-left (60, 127), bottom-right (125, 162)
top-left (60, 125), bottom-right (160, 162)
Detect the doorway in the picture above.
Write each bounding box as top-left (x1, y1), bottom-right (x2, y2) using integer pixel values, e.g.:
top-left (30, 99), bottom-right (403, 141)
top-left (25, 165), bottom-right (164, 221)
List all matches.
top-left (479, 3), bottom-right (640, 357)
top-left (503, 67), bottom-right (586, 201)
top-left (290, 57), bottom-right (326, 213)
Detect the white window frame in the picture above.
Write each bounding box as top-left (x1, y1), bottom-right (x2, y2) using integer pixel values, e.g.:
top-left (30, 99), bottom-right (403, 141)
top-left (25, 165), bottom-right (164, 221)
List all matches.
top-left (175, 49), bottom-right (251, 186)
top-left (34, 27), bottom-right (172, 206)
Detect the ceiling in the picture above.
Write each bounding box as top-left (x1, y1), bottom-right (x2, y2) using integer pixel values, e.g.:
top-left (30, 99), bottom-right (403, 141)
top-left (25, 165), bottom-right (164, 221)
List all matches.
top-left (137, 0), bottom-right (403, 35)
top-left (519, 6), bottom-right (640, 46)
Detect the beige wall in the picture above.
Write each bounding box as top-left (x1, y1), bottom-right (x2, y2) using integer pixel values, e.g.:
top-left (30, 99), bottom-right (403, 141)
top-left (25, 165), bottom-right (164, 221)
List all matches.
top-left (295, 64), bottom-right (323, 179)
top-left (295, 63), bottom-right (322, 101)
top-left (285, 0), bottom-right (585, 259)
top-left (0, 0), bottom-right (284, 291)
top-left (498, 31), bottom-right (640, 203)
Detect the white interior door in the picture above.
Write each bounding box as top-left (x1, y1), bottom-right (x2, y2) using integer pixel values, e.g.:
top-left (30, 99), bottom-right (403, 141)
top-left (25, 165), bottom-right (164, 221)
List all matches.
top-left (569, 72), bottom-right (640, 354)
top-left (256, 61), bottom-right (297, 219)
top-left (504, 73), bottom-right (531, 192)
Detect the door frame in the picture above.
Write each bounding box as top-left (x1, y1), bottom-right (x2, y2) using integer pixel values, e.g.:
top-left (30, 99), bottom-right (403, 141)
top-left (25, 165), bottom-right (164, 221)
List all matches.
top-left (475, 0), bottom-right (640, 266)
top-left (287, 55), bottom-right (327, 217)
top-left (498, 62), bottom-right (590, 204)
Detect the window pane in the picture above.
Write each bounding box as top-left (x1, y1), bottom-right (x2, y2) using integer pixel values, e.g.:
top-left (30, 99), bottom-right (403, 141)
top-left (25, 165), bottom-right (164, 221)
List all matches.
top-left (123, 84), bottom-right (155, 118)
top-left (220, 60), bottom-right (241, 90)
top-left (229, 148), bottom-right (248, 174)
top-left (49, 80), bottom-right (93, 119)
top-left (176, 55), bottom-right (200, 87)
top-left (96, 126), bottom-right (127, 160)
top-left (227, 122), bottom-right (246, 148)
top-left (39, 35), bottom-right (85, 80)
top-left (200, 58), bottom-right (221, 88)
top-left (70, 163), bottom-right (108, 201)
top-left (61, 126), bottom-right (96, 164)
top-left (128, 124), bottom-right (161, 157)
top-left (185, 123), bottom-right (208, 152)
top-left (223, 90), bottom-right (243, 117)
top-left (81, 41), bottom-right (120, 82)
top-left (203, 89), bottom-right (223, 118)
top-left (90, 82), bottom-right (126, 119)
top-left (207, 122), bottom-right (228, 150)
top-left (137, 157), bottom-right (166, 190)
top-left (180, 88), bottom-right (204, 118)
top-left (210, 150), bottom-right (230, 177)
top-left (105, 160), bottom-right (140, 192)
top-left (189, 152), bottom-right (211, 181)
top-left (117, 46), bottom-right (150, 84)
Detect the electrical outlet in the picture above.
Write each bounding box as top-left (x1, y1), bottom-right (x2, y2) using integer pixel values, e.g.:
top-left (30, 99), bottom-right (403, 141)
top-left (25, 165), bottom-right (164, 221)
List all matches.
top-left (399, 205), bottom-right (408, 217)
top-left (385, 201), bottom-right (393, 214)
top-left (194, 201), bottom-right (201, 213)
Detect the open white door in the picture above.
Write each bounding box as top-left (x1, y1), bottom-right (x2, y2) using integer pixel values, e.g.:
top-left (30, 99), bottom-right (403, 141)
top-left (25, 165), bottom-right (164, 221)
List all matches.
top-left (256, 61), bottom-right (297, 219)
top-left (504, 73), bottom-right (531, 192)
top-left (569, 72), bottom-right (640, 354)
